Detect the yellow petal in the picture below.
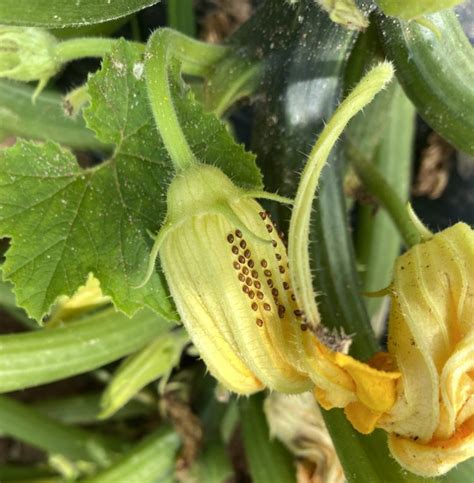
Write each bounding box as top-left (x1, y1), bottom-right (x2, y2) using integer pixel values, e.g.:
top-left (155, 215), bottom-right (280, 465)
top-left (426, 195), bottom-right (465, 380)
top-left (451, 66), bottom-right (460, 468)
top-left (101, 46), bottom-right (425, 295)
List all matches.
top-left (331, 351), bottom-right (399, 413)
top-left (47, 273), bottom-right (110, 327)
top-left (310, 344), bottom-right (399, 421)
top-left (388, 417), bottom-right (474, 477)
top-left (344, 402), bottom-right (382, 434)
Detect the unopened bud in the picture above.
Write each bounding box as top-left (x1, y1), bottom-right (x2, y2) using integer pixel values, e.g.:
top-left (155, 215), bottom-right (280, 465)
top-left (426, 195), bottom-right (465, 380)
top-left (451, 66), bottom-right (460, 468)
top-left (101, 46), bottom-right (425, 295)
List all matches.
top-left (0, 27), bottom-right (59, 86)
top-left (145, 164), bottom-right (312, 394)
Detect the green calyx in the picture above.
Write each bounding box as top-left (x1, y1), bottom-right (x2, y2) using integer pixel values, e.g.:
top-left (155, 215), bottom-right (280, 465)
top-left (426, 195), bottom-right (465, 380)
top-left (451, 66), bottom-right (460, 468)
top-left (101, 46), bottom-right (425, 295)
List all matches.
top-left (0, 27), bottom-right (59, 84)
top-left (165, 164), bottom-right (243, 222)
top-left (137, 164), bottom-right (284, 288)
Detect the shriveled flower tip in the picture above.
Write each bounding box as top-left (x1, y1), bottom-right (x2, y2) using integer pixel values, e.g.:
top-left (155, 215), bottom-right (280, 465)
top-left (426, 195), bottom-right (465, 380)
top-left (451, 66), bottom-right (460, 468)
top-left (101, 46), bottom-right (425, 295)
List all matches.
top-left (378, 222), bottom-right (474, 476)
top-left (264, 392), bottom-right (344, 483)
top-left (158, 164), bottom-right (312, 394)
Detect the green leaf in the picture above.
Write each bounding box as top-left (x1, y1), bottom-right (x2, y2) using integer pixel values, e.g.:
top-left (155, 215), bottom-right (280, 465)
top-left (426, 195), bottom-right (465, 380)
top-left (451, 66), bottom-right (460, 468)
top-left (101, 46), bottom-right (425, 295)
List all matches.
top-left (0, 39), bottom-right (261, 320)
top-left (0, 137), bottom-right (175, 319)
top-left (174, 82), bottom-right (263, 190)
top-left (0, 1), bottom-right (160, 28)
top-left (0, 307), bottom-right (171, 392)
top-left (0, 278), bottom-right (34, 328)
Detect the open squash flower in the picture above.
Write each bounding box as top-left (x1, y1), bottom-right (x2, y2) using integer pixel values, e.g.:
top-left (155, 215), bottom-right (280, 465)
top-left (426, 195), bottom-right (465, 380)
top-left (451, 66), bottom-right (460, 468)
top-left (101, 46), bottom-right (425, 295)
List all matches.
top-left (377, 222), bottom-right (474, 476)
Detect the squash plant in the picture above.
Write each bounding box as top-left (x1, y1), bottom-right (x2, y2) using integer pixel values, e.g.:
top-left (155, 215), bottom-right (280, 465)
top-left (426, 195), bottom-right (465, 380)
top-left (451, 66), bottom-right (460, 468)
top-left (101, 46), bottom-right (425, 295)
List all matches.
top-left (0, 0), bottom-right (473, 481)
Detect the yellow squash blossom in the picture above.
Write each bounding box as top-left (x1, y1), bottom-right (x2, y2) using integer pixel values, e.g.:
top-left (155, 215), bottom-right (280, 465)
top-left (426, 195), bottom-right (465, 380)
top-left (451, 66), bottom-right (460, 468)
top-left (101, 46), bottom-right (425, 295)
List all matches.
top-left (306, 223), bottom-right (473, 476)
top-left (284, 60), bottom-right (473, 475)
top-left (139, 59), bottom-right (394, 399)
top-left (140, 163), bottom-right (312, 395)
top-left (380, 222), bottom-right (474, 476)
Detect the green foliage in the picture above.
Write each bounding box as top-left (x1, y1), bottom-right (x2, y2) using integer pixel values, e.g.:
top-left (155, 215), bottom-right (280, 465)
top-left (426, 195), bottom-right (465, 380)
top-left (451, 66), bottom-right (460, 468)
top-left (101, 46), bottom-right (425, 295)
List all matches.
top-left (376, 0), bottom-right (465, 19)
top-left (378, 10), bottom-right (474, 156)
top-left (0, 0), bottom-right (161, 28)
top-left (100, 329), bottom-right (188, 418)
top-left (0, 80), bottom-right (104, 150)
top-left (0, 307), bottom-right (171, 392)
top-left (0, 395), bottom-right (120, 464)
top-left (87, 428), bottom-right (180, 483)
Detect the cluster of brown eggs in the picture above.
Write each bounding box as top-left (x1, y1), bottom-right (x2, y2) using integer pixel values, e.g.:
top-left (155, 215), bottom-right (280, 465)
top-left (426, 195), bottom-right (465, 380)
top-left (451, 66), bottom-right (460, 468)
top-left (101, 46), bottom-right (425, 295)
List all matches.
top-left (226, 211), bottom-right (309, 331)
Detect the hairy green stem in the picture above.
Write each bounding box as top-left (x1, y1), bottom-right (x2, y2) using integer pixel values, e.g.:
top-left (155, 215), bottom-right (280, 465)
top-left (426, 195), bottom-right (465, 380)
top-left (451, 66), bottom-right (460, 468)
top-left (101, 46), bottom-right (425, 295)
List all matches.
top-left (55, 37), bottom-right (119, 63)
top-left (145, 28), bottom-right (229, 171)
top-left (288, 62), bottom-right (394, 326)
top-left (351, 155), bottom-right (421, 248)
top-left (55, 31), bottom-right (228, 76)
top-left (160, 29), bottom-right (229, 76)
top-left (0, 308), bottom-right (171, 392)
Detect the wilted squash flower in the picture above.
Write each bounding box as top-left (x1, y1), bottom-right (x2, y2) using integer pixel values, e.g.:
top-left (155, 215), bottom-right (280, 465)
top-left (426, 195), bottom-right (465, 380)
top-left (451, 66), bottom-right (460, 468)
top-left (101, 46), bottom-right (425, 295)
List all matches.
top-left (264, 392), bottom-right (344, 483)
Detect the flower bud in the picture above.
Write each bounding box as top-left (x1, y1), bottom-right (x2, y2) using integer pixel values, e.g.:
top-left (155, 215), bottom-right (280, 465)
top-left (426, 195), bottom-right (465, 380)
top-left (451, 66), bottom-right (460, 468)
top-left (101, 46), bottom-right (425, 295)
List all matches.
top-left (154, 164), bottom-right (312, 394)
top-left (0, 27), bottom-right (59, 83)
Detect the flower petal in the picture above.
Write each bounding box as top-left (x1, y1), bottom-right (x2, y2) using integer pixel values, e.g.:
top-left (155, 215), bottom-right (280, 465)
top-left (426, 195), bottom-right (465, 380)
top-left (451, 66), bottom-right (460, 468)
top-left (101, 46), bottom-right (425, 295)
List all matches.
top-left (388, 417), bottom-right (474, 477)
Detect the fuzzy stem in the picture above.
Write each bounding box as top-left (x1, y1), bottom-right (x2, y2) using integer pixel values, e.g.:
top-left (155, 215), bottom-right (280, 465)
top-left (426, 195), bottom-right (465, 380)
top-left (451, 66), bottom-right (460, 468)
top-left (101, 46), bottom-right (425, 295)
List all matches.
top-left (55, 31), bottom-right (228, 76)
top-left (288, 62), bottom-right (394, 326)
top-left (145, 29), bottom-right (229, 171)
top-left (55, 38), bottom-right (118, 63)
top-left (145, 30), bottom-right (195, 171)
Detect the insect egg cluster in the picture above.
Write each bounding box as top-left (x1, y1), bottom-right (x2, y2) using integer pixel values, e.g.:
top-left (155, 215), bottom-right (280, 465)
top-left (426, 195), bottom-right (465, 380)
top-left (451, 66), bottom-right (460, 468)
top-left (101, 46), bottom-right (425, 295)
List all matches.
top-left (226, 211), bottom-right (309, 331)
